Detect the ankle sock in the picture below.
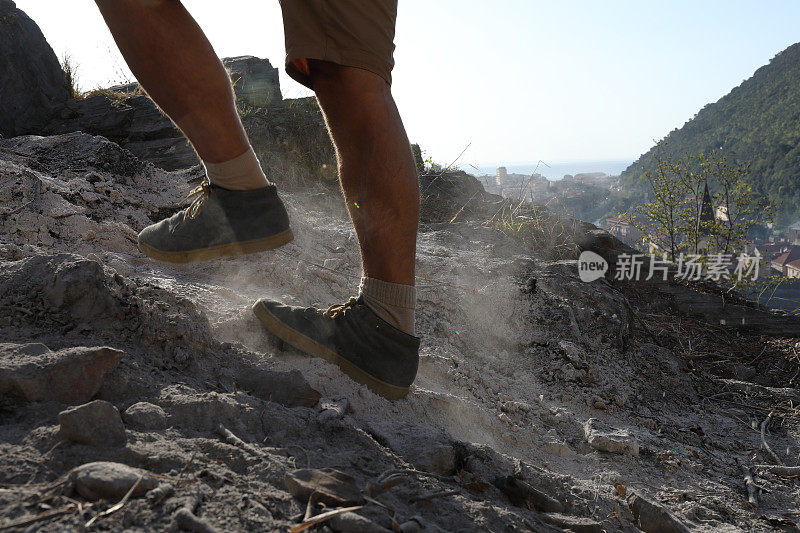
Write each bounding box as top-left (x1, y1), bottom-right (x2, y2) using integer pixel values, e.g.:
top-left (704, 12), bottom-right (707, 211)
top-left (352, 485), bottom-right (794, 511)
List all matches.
top-left (359, 277), bottom-right (417, 336)
top-left (202, 146), bottom-right (269, 190)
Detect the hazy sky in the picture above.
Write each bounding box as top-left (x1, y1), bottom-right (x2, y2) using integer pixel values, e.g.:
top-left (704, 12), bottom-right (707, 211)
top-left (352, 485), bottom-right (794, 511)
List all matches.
top-left (15, 1), bottom-right (800, 167)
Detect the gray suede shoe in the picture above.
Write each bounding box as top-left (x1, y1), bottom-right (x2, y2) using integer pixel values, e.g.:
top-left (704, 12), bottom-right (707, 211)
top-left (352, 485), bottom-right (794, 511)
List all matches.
top-left (138, 181), bottom-right (293, 263)
top-left (252, 296), bottom-right (420, 400)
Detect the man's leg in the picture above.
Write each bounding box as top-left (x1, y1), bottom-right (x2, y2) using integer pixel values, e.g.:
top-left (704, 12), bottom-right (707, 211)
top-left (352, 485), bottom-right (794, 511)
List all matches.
top-left (95, 0), bottom-right (293, 264)
top-left (251, 63), bottom-right (421, 398)
top-left (309, 61), bottom-right (419, 287)
top-left (94, 0), bottom-right (266, 189)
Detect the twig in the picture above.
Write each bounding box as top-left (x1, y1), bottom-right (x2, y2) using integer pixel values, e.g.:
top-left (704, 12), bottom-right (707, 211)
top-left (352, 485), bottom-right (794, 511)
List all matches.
top-left (85, 474), bottom-right (142, 527)
top-left (0, 505), bottom-right (79, 531)
top-left (754, 465), bottom-right (800, 476)
top-left (409, 489), bottom-right (460, 502)
top-left (740, 463), bottom-right (758, 507)
top-left (760, 412), bottom-right (783, 465)
top-left (216, 423), bottom-right (264, 458)
top-left (303, 492), bottom-right (321, 522)
top-left (289, 505), bottom-right (364, 533)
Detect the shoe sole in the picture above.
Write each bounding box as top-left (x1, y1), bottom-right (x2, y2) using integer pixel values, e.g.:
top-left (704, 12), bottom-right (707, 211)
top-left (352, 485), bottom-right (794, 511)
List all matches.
top-left (252, 300), bottom-right (410, 400)
top-left (138, 229), bottom-right (294, 264)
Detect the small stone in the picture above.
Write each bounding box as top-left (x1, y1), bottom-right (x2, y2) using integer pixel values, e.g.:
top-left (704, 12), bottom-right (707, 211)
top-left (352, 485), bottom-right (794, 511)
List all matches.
top-left (58, 400), bottom-right (127, 447)
top-left (559, 340), bottom-right (585, 366)
top-left (323, 258), bottom-right (345, 270)
top-left (0, 344), bottom-right (124, 404)
top-left (584, 418), bottom-right (638, 455)
top-left (627, 492), bottom-right (690, 533)
top-left (69, 461), bottom-right (159, 500)
top-left (318, 398), bottom-right (348, 422)
top-left (123, 402), bottom-right (168, 430)
top-left (284, 468), bottom-right (363, 506)
top-left (540, 513), bottom-right (603, 533)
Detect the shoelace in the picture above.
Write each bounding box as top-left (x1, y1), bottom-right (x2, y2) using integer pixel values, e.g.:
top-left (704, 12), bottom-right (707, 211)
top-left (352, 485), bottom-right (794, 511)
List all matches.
top-left (323, 296), bottom-right (358, 318)
top-left (184, 180), bottom-right (211, 219)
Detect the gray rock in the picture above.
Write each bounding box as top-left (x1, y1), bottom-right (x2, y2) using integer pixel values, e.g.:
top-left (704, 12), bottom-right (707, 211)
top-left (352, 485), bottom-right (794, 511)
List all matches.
top-left (368, 423), bottom-right (456, 476)
top-left (0, 343), bottom-right (124, 404)
top-left (123, 402), bottom-right (168, 430)
top-left (540, 513), bottom-right (603, 533)
top-left (583, 418), bottom-right (638, 455)
top-left (0, 0), bottom-right (70, 137)
top-left (223, 56), bottom-right (281, 109)
top-left (627, 492), bottom-right (690, 533)
top-left (235, 368), bottom-right (321, 408)
top-left (58, 400), bottom-right (127, 447)
top-left (494, 476), bottom-right (564, 513)
top-left (69, 461), bottom-right (159, 500)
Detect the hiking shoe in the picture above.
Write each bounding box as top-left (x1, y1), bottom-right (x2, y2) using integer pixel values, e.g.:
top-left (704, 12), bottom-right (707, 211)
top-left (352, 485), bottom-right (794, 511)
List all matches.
top-left (252, 296), bottom-right (420, 400)
top-left (138, 180), bottom-right (293, 263)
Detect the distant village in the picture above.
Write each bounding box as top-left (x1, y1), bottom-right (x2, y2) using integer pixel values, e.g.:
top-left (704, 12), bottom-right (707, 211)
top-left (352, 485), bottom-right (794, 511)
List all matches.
top-left (478, 166), bottom-right (619, 203)
top-left (606, 202), bottom-right (800, 280)
top-left (480, 167), bottom-right (800, 280)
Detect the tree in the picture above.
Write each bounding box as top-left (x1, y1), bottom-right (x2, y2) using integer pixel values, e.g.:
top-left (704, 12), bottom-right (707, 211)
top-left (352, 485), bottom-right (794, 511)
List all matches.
top-left (628, 143), bottom-right (693, 260)
top-left (628, 142), bottom-right (772, 259)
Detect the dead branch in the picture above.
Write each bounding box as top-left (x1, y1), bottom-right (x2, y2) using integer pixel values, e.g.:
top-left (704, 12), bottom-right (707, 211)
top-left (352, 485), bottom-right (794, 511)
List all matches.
top-left (740, 463), bottom-right (758, 508)
top-left (760, 412), bottom-right (783, 465)
top-left (754, 465), bottom-right (800, 476)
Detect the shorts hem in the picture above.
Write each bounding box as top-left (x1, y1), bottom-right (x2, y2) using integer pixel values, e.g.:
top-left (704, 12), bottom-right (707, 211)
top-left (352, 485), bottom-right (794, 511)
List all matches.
top-left (285, 45), bottom-right (393, 90)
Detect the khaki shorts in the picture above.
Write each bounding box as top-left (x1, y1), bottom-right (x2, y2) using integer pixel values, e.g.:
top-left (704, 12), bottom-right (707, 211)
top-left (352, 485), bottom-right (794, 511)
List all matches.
top-left (278, 0), bottom-right (398, 89)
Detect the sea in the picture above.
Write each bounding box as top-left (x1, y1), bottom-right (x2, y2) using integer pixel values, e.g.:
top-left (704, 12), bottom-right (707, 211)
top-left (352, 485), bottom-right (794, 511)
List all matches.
top-left (469, 159), bottom-right (634, 181)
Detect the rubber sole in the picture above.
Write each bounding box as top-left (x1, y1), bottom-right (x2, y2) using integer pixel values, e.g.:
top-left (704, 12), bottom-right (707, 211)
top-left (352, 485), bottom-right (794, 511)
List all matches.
top-left (252, 300), bottom-right (410, 400)
top-left (138, 229), bottom-right (294, 264)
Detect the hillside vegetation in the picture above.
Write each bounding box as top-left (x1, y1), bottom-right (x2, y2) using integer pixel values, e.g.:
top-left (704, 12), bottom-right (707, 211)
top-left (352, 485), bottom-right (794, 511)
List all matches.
top-left (620, 42), bottom-right (800, 225)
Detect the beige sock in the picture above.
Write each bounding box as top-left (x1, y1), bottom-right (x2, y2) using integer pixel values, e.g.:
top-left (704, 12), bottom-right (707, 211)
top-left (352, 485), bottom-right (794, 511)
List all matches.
top-left (359, 277), bottom-right (417, 336)
top-left (202, 146), bottom-right (269, 190)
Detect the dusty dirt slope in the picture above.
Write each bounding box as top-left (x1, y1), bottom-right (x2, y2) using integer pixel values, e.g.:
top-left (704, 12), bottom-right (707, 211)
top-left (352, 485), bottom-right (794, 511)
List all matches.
top-left (1, 132), bottom-right (800, 532)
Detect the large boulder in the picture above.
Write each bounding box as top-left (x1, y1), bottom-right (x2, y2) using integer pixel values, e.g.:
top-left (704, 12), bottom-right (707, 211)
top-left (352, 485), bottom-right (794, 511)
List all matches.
top-left (0, 0), bottom-right (70, 137)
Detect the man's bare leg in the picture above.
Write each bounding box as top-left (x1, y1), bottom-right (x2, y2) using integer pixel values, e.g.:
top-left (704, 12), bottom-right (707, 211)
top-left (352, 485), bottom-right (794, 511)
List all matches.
top-left (95, 0), bottom-right (267, 192)
top-left (309, 61), bottom-right (419, 287)
top-left (95, 0), bottom-right (291, 262)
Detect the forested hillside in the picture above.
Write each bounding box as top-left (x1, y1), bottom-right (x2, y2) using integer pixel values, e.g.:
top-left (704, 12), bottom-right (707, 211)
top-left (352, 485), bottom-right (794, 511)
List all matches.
top-left (620, 42), bottom-right (800, 225)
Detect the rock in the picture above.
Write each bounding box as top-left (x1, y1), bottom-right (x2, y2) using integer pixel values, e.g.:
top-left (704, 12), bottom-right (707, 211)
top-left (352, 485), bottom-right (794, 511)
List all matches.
top-left (68, 461), bottom-right (159, 500)
top-left (0, 0), bottom-right (70, 137)
top-left (123, 402), bottom-right (168, 430)
top-left (284, 468), bottom-right (363, 506)
top-left (329, 511), bottom-right (391, 533)
top-left (583, 418), bottom-right (638, 456)
top-left (494, 476), bottom-right (564, 513)
top-left (367, 423), bottom-right (456, 476)
top-left (0, 344), bottom-right (123, 404)
top-left (235, 368), bottom-right (320, 408)
top-left (318, 398), bottom-right (348, 422)
top-left (419, 169), bottom-right (502, 224)
top-left (539, 513), bottom-right (603, 533)
top-left (223, 56), bottom-right (281, 109)
top-left (58, 400), bottom-right (127, 447)
top-left (627, 492), bottom-right (690, 533)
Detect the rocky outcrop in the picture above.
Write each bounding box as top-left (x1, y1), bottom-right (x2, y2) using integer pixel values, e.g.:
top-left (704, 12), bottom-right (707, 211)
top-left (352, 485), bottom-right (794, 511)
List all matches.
top-left (224, 55), bottom-right (281, 109)
top-left (419, 169), bottom-right (503, 223)
top-left (0, 0), bottom-right (70, 137)
top-left (44, 56), bottom-right (285, 170)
